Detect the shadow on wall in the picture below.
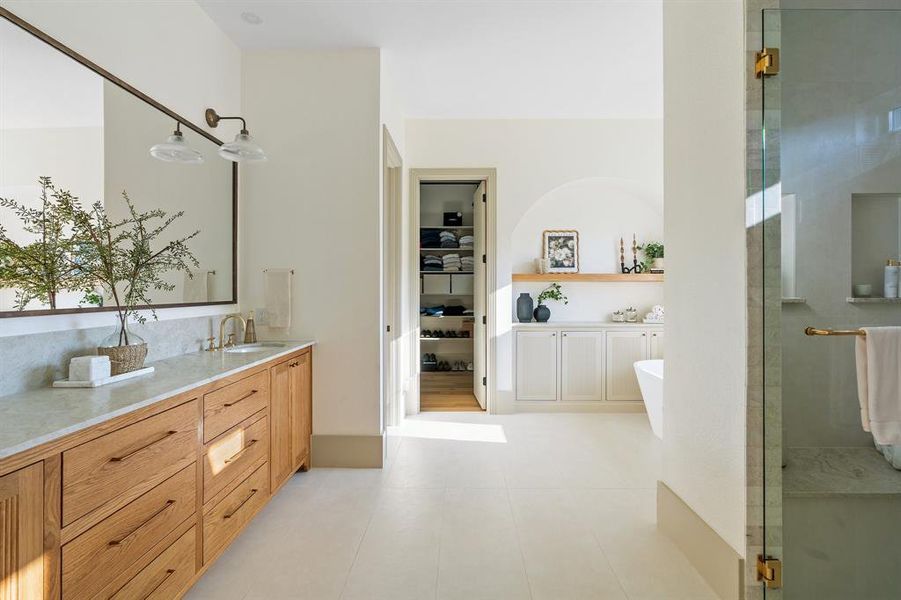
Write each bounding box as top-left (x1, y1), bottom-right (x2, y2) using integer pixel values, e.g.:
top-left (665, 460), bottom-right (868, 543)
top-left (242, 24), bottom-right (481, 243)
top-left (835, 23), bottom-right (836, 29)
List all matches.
top-left (510, 177), bottom-right (663, 274)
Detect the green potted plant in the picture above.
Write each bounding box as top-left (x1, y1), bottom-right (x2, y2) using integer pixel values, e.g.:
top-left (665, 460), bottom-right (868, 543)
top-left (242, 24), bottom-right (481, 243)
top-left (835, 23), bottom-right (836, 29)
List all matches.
top-left (0, 177), bottom-right (84, 310)
top-left (639, 241), bottom-right (664, 272)
top-left (57, 188), bottom-right (200, 374)
top-left (534, 282), bottom-right (568, 322)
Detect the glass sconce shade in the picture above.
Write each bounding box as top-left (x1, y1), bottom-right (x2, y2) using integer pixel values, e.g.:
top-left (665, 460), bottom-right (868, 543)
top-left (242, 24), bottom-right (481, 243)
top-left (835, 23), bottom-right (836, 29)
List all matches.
top-left (218, 131), bottom-right (267, 163)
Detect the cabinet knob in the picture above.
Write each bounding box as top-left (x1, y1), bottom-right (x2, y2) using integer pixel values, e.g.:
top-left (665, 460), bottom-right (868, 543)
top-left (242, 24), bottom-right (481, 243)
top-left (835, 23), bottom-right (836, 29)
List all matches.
top-left (552, 333), bottom-right (556, 336)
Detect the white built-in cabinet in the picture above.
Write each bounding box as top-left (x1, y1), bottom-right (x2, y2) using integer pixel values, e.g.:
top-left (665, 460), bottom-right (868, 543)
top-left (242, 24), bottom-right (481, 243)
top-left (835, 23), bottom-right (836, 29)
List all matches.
top-left (650, 331), bottom-right (664, 359)
top-left (560, 331), bottom-right (605, 401)
top-left (515, 331), bottom-right (558, 400)
top-left (605, 331), bottom-right (647, 401)
top-left (515, 326), bottom-right (663, 403)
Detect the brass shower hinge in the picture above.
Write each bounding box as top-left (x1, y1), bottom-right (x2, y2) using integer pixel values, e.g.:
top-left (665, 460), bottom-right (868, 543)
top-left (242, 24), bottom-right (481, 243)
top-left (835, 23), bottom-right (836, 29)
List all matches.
top-left (756, 555), bottom-right (783, 589)
top-left (755, 48), bottom-right (780, 78)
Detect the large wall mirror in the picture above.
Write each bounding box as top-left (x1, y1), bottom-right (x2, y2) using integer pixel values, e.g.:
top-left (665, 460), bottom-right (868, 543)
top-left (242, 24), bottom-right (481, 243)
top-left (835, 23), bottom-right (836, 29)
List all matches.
top-left (0, 10), bottom-right (236, 317)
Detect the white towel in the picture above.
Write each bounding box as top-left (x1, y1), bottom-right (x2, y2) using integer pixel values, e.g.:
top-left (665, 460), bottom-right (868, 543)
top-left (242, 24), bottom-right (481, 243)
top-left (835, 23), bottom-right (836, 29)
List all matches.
top-left (855, 327), bottom-right (901, 444)
top-left (264, 268), bottom-right (293, 329)
top-left (183, 270), bottom-right (210, 302)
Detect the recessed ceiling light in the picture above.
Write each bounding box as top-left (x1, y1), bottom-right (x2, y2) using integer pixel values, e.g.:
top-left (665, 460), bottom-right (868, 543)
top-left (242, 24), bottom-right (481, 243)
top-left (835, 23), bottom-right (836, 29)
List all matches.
top-left (241, 11), bottom-right (263, 25)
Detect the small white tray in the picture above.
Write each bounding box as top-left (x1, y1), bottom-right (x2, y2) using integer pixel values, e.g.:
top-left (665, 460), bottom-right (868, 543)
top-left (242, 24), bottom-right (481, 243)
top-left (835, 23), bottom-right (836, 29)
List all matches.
top-left (53, 366), bottom-right (155, 388)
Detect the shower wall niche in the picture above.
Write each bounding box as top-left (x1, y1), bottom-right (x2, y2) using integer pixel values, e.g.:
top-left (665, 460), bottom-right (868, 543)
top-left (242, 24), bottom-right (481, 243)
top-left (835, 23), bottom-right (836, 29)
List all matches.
top-left (851, 193), bottom-right (901, 298)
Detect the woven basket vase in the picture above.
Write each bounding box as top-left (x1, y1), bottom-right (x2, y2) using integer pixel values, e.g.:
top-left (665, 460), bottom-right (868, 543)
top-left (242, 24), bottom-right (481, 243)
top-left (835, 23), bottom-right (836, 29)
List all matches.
top-left (97, 343), bottom-right (148, 376)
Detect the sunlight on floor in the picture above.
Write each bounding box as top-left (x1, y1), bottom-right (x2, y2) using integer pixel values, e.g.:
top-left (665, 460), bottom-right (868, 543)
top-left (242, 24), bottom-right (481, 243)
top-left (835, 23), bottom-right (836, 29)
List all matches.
top-left (388, 419), bottom-right (507, 443)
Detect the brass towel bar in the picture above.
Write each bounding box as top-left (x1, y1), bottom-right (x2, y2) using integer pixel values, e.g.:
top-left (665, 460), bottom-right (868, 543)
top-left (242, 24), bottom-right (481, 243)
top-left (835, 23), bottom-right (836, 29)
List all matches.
top-left (804, 327), bottom-right (865, 337)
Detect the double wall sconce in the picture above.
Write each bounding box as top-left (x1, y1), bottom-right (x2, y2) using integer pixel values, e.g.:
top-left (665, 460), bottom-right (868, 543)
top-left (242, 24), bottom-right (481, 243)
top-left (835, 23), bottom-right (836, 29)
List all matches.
top-left (149, 110), bottom-right (267, 164)
top-left (205, 108), bottom-right (267, 163)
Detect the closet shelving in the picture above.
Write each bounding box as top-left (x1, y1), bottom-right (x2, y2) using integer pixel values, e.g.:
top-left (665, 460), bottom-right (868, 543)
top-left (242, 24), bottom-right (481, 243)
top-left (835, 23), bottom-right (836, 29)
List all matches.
top-left (419, 185), bottom-right (481, 408)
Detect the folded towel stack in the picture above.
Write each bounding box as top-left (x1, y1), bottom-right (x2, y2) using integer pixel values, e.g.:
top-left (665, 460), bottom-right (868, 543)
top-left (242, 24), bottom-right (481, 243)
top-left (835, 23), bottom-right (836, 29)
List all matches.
top-left (440, 230), bottom-right (458, 248)
top-left (461, 256), bottom-right (475, 272)
top-left (421, 229), bottom-right (441, 248)
top-left (443, 253), bottom-right (462, 271)
top-left (422, 254), bottom-right (443, 271)
top-left (459, 235), bottom-right (474, 248)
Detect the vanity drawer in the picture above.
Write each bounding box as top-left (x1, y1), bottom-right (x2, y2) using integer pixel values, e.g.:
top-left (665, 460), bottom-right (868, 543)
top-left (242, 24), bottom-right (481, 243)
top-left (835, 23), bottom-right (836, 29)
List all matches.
top-left (203, 462), bottom-right (269, 564)
top-left (204, 371), bottom-right (269, 443)
top-left (62, 400), bottom-right (198, 526)
top-left (203, 413), bottom-right (269, 504)
top-left (62, 465), bottom-right (196, 599)
top-left (109, 526), bottom-right (196, 600)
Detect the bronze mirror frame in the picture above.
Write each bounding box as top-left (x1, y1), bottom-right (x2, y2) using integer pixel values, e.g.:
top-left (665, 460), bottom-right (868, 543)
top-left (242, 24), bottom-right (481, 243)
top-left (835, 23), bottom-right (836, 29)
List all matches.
top-left (0, 8), bottom-right (238, 318)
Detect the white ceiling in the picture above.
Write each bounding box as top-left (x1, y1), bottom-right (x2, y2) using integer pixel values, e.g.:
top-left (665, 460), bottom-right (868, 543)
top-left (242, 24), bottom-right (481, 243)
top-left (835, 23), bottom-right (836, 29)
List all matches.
top-left (197, 0), bottom-right (662, 120)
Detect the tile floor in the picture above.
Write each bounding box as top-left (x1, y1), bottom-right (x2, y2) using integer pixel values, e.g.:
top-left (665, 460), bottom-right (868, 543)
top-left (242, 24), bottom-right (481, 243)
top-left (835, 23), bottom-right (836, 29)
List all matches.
top-left (186, 412), bottom-right (718, 600)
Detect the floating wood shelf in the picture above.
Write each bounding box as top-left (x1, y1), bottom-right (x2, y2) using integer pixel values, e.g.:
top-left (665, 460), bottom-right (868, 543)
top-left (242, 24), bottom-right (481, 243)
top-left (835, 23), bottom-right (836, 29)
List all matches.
top-left (512, 273), bottom-right (663, 283)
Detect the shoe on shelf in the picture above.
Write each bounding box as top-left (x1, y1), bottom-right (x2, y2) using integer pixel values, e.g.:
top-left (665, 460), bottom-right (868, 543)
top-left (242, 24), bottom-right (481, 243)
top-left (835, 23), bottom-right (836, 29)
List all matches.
top-left (430, 353), bottom-right (437, 362)
top-left (422, 330), bottom-right (432, 338)
top-left (436, 330), bottom-right (445, 338)
top-left (448, 331), bottom-right (457, 338)
top-left (461, 331), bottom-right (470, 338)
top-left (466, 361), bottom-right (474, 371)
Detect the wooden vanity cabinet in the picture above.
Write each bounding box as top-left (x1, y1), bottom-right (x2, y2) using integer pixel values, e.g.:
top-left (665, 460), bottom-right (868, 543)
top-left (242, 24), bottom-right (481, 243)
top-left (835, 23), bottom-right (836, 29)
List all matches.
top-left (269, 348), bottom-right (313, 492)
top-left (0, 462), bottom-right (44, 599)
top-left (0, 345), bottom-right (313, 599)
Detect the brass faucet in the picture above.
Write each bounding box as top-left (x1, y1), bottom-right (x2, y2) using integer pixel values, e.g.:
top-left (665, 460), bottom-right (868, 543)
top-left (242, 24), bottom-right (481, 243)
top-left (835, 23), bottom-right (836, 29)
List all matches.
top-left (218, 314), bottom-right (247, 350)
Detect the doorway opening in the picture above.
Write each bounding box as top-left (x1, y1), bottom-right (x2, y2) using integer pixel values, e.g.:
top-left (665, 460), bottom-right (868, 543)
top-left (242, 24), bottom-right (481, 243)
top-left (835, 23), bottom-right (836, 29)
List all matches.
top-left (412, 169), bottom-right (494, 413)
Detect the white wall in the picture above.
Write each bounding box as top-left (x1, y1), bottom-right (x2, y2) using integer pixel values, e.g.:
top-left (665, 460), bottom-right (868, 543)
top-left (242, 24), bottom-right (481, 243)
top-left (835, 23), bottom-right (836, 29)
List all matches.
top-left (662, 0), bottom-right (746, 555)
top-left (405, 119), bottom-right (663, 413)
top-left (241, 49), bottom-right (382, 437)
top-left (0, 0), bottom-right (241, 335)
top-left (512, 177), bottom-right (664, 322)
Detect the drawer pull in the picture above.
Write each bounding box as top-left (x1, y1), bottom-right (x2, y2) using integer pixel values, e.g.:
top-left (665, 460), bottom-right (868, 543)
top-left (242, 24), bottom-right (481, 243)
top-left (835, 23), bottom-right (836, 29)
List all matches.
top-left (108, 500), bottom-right (175, 547)
top-left (223, 489), bottom-right (258, 520)
top-left (224, 439), bottom-right (259, 464)
top-left (224, 389), bottom-right (258, 408)
top-left (110, 430), bottom-right (178, 462)
top-left (142, 568), bottom-right (176, 599)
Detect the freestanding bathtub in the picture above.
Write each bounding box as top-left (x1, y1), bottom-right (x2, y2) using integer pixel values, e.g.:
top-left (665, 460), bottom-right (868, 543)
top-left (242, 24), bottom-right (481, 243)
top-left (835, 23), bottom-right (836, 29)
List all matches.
top-left (634, 359), bottom-right (663, 439)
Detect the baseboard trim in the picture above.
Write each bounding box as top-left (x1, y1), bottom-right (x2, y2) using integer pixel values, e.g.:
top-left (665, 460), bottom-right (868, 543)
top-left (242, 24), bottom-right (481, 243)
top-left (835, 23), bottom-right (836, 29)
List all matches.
top-left (312, 434), bottom-right (384, 468)
top-left (513, 401), bottom-right (646, 413)
top-left (657, 481), bottom-right (745, 600)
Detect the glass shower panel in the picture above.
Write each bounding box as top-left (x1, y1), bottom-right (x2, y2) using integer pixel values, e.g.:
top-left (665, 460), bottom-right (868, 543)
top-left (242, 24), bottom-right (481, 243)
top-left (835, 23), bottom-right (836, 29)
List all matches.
top-left (762, 8), bottom-right (901, 599)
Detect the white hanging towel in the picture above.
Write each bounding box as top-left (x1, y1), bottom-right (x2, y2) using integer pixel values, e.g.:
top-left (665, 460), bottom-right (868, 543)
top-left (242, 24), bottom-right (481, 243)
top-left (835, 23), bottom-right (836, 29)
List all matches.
top-left (264, 268), bottom-right (293, 329)
top-left (183, 270), bottom-right (210, 302)
top-left (855, 327), bottom-right (901, 444)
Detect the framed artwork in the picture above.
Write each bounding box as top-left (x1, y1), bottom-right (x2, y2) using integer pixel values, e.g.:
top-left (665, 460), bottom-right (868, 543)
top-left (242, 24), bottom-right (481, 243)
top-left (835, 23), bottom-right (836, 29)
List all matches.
top-left (542, 230), bottom-right (579, 273)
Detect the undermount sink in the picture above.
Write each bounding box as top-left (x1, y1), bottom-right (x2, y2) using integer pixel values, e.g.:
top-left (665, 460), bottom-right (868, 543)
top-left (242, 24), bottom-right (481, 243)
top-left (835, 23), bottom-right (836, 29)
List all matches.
top-left (225, 342), bottom-right (287, 354)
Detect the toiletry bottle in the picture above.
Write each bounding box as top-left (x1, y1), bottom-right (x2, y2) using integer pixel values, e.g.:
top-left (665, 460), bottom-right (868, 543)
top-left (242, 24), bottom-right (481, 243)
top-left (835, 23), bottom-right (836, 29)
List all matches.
top-left (885, 259), bottom-right (900, 299)
top-left (244, 310), bottom-right (258, 343)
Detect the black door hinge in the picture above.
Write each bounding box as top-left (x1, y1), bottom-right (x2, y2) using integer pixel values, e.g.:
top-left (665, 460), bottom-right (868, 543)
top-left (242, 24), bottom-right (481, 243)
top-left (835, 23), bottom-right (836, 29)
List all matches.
top-left (482, 376), bottom-right (487, 386)
top-left (482, 316), bottom-right (487, 325)
top-left (482, 193), bottom-right (486, 203)
top-left (482, 254), bottom-right (486, 264)
top-left (386, 325), bottom-right (391, 332)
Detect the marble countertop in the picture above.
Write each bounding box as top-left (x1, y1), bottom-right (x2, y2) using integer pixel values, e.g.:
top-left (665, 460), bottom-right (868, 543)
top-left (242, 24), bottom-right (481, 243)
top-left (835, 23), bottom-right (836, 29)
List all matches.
top-left (783, 447), bottom-right (901, 498)
top-left (0, 340), bottom-right (315, 462)
top-left (512, 321), bottom-right (663, 328)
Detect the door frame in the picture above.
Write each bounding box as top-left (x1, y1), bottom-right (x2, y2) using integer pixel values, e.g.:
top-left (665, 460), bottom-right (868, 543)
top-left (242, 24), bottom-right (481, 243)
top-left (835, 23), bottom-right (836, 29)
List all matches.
top-left (382, 127), bottom-right (403, 429)
top-left (410, 168), bottom-right (498, 414)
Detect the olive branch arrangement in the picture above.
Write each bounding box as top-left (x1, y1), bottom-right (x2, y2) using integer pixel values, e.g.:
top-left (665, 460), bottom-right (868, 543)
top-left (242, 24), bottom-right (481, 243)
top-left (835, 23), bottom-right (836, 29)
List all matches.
top-left (0, 177), bottom-right (199, 346)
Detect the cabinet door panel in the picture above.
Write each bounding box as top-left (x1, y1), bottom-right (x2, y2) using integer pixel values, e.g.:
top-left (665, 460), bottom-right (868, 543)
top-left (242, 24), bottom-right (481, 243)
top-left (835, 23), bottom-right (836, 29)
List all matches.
top-left (0, 462), bottom-right (43, 600)
top-left (650, 331), bottom-right (664, 359)
top-left (561, 331), bottom-right (605, 401)
top-left (605, 331), bottom-right (648, 401)
top-left (291, 352), bottom-right (312, 471)
top-left (515, 331), bottom-right (558, 401)
top-left (269, 360), bottom-right (293, 491)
